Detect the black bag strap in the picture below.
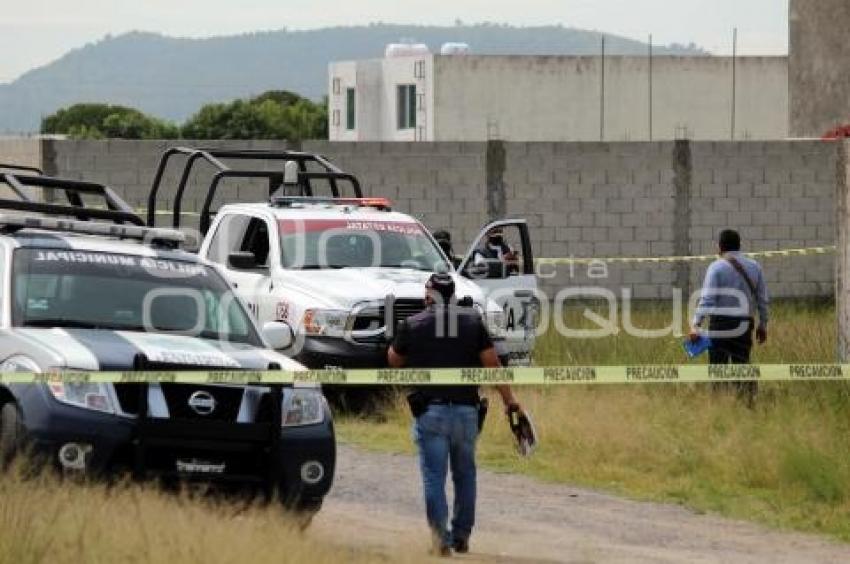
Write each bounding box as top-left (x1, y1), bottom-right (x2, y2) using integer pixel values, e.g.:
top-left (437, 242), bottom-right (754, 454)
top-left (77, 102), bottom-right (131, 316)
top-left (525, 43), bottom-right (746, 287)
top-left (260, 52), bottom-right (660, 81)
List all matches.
top-left (725, 256), bottom-right (757, 299)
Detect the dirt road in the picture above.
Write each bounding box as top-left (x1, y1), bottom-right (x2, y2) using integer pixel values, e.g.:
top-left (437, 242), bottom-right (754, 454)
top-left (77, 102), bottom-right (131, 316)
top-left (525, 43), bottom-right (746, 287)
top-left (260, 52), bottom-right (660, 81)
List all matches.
top-left (310, 444), bottom-right (850, 563)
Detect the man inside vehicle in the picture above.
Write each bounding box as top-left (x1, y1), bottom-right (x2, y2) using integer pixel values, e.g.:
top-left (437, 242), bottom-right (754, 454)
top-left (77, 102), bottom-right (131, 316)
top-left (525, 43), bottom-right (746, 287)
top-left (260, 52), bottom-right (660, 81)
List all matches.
top-left (433, 230), bottom-right (462, 269)
top-left (471, 227), bottom-right (520, 278)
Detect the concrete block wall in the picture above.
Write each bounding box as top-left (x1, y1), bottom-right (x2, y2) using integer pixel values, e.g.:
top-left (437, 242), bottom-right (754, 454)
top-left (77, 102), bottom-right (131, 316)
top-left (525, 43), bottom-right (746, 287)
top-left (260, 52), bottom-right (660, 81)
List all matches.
top-left (0, 138), bottom-right (839, 299)
top-left (303, 141), bottom-right (489, 247)
top-left (502, 142), bottom-right (679, 298)
top-left (688, 141), bottom-right (836, 298)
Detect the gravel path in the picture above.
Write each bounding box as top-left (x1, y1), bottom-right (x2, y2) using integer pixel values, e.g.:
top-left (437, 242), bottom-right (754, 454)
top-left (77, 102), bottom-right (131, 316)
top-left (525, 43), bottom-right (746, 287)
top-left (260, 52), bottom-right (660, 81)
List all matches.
top-left (309, 444), bottom-right (850, 563)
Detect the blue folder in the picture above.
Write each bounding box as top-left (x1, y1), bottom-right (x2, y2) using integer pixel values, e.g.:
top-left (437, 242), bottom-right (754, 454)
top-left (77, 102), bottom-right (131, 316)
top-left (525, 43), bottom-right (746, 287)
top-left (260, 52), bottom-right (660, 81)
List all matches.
top-left (683, 335), bottom-right (712, 358)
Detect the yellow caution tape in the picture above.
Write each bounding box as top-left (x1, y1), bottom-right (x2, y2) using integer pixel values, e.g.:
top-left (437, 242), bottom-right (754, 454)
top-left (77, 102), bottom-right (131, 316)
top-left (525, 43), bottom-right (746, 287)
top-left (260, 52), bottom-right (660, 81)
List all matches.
top-left (539, 246), bottom-right (836, 265)
top-left (2, 364), bottom-right (848, 385)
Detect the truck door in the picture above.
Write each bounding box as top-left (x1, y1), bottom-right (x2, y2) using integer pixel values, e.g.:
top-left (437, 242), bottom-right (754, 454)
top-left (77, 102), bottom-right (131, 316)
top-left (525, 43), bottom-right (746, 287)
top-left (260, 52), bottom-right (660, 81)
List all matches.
top-left (202, 212), bottom-right (277, 324)
top-left (457, 219), bottom-right (539, 366)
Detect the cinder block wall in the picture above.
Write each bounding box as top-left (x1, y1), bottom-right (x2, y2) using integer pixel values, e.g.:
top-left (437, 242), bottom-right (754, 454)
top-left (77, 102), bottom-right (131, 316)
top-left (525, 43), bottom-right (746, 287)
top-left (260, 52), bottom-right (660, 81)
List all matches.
top-left (501, 142), bottom-right (679, 299)
top-left (0, 138), bottom-right (839, 299)
top-left (688, 141), bottom-right (836, 298)
top-left (303, 141), bottom-right (490, 247)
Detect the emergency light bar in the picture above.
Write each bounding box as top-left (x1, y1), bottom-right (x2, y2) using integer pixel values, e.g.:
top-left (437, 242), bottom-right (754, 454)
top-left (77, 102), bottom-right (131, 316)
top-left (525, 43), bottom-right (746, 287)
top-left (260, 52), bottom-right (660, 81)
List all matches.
top-left (0, 213), bottom-right (186, 248)
top-left (271, 196), bottom-right (392, 211)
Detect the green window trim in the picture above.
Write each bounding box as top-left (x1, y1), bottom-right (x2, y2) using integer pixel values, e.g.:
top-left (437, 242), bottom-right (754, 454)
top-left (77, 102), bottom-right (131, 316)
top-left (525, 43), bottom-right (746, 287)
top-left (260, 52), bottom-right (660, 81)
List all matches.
top-left (346, 88), bottom-right (356, 130)
top-left (397, 84), bottom-right (417, 130)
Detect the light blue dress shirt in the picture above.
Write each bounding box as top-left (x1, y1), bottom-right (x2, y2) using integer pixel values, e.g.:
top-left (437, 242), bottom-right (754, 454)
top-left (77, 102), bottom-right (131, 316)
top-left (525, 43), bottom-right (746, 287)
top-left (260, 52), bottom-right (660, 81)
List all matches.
top-left (693, 251), bottom-right (769, 328)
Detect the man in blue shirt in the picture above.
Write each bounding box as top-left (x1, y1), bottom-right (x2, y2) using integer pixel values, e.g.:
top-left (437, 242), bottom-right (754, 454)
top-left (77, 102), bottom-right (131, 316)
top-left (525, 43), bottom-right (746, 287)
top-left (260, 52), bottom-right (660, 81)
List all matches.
top-left (689, 230), bottom-right (769, 402)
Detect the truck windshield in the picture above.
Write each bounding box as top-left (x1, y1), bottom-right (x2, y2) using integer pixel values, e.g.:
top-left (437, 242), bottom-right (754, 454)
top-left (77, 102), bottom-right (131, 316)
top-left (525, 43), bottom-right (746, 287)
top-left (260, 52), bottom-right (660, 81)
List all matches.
top-left (12, 249), bottom-right (262, 346)
top-left (279, 219), bottom-right (451, 271)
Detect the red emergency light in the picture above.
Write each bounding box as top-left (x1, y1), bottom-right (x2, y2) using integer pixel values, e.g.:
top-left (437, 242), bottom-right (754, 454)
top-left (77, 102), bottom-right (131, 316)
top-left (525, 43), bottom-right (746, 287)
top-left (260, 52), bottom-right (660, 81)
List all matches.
top-left (335, 197), bottom-right (393, 210)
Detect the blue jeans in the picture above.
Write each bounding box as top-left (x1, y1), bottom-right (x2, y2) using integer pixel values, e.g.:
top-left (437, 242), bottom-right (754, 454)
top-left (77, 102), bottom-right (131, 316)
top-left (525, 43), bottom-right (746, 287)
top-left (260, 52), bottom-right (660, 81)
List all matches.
top-left (412, 403), bottom-right (479, 546)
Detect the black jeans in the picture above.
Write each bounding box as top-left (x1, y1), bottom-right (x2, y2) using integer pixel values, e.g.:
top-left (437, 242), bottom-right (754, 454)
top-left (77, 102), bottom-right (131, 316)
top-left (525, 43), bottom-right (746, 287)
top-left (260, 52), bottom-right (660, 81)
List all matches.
top-left (708, 316), bottom-right (757, 405)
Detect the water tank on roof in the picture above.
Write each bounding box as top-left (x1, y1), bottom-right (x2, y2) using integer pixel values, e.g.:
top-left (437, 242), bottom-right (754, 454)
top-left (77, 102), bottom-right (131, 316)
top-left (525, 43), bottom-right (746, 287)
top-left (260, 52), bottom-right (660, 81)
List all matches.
top-left (385, 43), bottom-right (430, 58)
top-left (440, 42), bottom-right (470, 55)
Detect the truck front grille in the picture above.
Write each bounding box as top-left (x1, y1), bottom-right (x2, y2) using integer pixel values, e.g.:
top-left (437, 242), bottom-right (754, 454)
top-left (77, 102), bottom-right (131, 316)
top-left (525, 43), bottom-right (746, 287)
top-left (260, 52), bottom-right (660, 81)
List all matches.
top-left (350, 298), bottom-right (426, 342)
top-left (114, 384), bottom-right (244, 421)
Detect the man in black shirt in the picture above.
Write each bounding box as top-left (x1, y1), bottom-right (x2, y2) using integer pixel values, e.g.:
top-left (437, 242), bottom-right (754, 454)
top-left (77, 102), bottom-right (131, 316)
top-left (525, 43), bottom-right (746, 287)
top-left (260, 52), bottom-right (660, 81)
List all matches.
top-left (388, 273), bottom-right (521, 557)
top-left (433, 230), bottom-right (462, 269)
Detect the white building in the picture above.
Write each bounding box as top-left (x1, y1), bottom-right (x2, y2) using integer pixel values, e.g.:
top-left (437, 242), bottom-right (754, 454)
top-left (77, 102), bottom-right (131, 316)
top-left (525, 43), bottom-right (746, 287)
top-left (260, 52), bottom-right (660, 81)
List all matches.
top-left (328, 49), bottom-right (789, 142)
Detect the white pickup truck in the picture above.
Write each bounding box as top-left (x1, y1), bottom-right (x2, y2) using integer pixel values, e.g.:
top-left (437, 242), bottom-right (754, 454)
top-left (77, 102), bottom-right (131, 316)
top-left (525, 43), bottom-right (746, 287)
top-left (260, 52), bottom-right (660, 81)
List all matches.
top-left (148, 147), bottom-right (539, 369)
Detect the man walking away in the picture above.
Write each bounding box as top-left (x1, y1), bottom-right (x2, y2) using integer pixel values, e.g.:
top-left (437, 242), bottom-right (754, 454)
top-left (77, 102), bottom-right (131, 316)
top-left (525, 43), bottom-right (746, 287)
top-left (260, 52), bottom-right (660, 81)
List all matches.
top-left (387, 273), bottom-right (521, 557)
top-left (690, 229), bottom-right (769, 405)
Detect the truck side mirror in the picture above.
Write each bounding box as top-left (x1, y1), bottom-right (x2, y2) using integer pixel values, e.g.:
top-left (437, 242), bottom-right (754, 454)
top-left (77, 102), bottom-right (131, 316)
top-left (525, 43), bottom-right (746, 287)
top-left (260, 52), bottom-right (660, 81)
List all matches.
top-left (228, 251), bottom-right (265, 270)
top-left (262, 321), bottom-right (294, 350)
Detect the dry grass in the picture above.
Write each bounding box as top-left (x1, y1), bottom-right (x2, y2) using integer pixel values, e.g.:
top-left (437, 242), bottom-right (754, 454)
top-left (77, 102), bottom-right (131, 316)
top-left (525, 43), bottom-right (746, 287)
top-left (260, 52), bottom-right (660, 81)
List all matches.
top-left (0, 469), bottom-right (385, 564)
top-left (339, 300), bottom-right (850, 541)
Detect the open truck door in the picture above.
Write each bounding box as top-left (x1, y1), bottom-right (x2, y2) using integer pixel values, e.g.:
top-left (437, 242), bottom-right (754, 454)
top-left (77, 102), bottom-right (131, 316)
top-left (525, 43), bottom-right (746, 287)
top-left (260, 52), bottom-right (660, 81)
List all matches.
top-left (458, 219), bottom-right (539, 366)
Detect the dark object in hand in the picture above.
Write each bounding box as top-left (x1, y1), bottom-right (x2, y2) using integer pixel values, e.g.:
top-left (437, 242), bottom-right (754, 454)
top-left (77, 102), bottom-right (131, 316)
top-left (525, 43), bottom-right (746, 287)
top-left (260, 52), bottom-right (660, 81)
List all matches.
top-left (406, 391), bottom-right (428, 418)
top-left (477, 397), bottom-right (488, 432)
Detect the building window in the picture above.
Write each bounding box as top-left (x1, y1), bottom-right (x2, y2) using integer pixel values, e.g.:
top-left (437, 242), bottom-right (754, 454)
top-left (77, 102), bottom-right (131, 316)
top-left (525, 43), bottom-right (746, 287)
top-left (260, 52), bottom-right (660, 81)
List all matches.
top-left (414, 60), bottom-right (425, 79)
top-left (332, 77), bottom-right (341, 95)
top-left (397, 84), bottom-right (416, 130)
top-left (332, 109), bottom-right (341, 127)
top-left (346, 88), bottom-right (356, 130)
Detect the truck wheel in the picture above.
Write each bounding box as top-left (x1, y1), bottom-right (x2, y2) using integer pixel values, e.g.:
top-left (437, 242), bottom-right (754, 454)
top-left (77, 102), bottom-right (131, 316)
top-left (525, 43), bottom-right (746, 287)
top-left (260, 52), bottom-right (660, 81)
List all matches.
top-left (282, 496), bottom-right (323, 530)
top-left (0, 402), bottom-right (23, 467)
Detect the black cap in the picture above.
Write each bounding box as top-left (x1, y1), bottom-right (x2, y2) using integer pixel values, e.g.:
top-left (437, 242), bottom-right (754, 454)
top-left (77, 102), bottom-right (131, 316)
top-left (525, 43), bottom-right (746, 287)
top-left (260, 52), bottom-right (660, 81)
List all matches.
top-left (426, 272), bottom-right (455, 302)
top-left (433, 230), bottom-right (451, 243)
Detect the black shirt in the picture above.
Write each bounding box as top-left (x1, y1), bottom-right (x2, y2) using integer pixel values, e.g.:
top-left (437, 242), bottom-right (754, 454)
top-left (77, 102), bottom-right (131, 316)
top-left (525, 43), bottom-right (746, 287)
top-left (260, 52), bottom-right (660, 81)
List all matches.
top-left (392, 305), bottom-right (493, 404)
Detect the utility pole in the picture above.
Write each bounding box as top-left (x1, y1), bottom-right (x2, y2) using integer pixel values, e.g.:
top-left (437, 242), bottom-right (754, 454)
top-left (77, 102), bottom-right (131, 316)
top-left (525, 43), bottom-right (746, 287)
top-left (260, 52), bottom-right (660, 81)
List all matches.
top-left (731, 27), bottom-right (737, 140)
top-left (600, 35), bottom-right (605, 141)
top-left (648, 34), bottom-right (653, 141)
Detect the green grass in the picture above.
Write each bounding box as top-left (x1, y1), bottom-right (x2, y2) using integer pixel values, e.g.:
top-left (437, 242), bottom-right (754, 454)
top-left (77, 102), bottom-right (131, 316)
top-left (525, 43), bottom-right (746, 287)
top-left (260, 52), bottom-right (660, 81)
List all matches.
top-left (339, 300), bottom-right (850, 541)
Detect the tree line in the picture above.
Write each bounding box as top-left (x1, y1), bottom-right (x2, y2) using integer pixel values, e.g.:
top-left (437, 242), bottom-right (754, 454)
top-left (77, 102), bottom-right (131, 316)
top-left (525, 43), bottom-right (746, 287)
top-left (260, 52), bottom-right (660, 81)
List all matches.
top-left (40, 90), bottom-right (327, 141)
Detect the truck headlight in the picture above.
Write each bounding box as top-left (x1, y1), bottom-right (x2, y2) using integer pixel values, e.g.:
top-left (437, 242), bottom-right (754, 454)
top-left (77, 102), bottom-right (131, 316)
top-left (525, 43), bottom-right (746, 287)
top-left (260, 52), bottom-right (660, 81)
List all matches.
top-left (47, 382), bottom-right (115, 414)
top-left (302, 309), bottom-right (349, 337)
top-left (282, 388), bottom-right (325, 427)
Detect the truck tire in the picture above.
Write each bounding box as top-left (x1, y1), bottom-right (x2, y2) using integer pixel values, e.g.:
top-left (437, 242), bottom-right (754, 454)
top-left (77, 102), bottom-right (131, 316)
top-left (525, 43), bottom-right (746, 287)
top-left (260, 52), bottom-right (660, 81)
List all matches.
top-left (0, 402), bottom-right (23, 467)
top-left (281, 494), bottom-right (323, 530)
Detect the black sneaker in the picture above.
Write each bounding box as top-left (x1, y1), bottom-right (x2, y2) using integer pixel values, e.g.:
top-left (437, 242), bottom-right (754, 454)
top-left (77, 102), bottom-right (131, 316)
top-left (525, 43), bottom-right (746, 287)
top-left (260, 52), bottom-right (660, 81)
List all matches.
top-left (452, 538), bottom-right (469, 554)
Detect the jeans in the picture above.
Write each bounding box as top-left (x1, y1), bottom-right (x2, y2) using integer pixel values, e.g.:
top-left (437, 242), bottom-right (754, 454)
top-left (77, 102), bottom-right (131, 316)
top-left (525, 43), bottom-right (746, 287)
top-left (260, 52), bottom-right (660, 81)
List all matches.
top-left (412, 403), bottom-right (478, 546)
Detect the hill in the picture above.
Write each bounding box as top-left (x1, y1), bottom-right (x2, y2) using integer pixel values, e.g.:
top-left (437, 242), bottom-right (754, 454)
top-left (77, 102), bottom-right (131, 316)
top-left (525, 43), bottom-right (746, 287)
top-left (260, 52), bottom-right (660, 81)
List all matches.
top-left (0, 25), bottom-right (705, 133)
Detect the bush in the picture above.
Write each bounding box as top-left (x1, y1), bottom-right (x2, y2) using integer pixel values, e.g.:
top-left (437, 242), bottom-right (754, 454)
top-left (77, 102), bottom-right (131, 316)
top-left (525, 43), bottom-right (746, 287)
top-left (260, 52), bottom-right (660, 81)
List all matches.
top-left (41, 103), bottom-right (178, 139)
top-left (41, 90), bottom-right (326, 141)
top-left (181, 90), bottom-right (327, 140)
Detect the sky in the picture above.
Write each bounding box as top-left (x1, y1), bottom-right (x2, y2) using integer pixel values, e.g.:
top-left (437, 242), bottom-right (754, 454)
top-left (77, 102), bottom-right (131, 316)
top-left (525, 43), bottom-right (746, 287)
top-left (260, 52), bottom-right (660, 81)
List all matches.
top-left (0, 0), bottom-right (789, 83)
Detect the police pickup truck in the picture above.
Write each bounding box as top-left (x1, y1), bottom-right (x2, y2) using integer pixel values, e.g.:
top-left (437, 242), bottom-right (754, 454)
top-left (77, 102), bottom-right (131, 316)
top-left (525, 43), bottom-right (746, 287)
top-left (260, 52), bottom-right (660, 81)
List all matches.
top-left (147, 148), bottom-right (540, 370)
top-left (0, 168), bottom-right (334, 516)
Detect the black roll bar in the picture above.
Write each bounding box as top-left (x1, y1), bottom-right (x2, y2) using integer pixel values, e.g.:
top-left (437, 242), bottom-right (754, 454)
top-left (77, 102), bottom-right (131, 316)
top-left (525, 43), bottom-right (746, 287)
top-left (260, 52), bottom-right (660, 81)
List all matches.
top-left (199, 170), bottom-right (285, 234)
top-left (147, 147), bottom-right (363, 231)
top-left (0, 163), bottom-right (44, 176)
top-left (0, 172), bottom-right (143, 225)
